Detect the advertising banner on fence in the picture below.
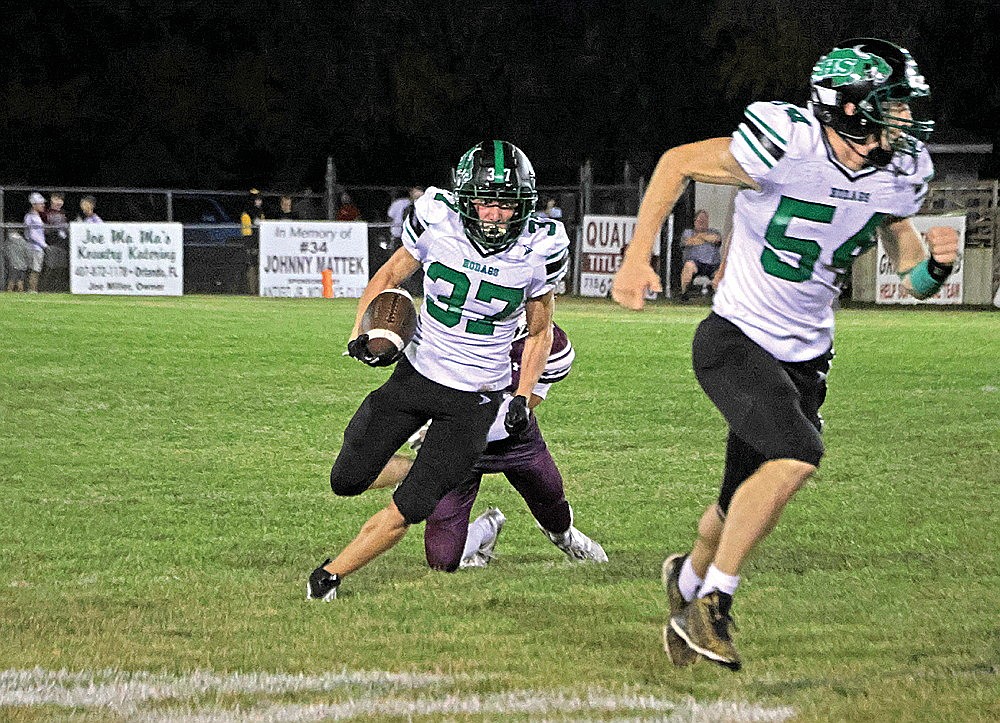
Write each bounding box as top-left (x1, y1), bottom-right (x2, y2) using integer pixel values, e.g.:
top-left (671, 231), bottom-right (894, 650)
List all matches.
top-left (258, 221), bottom-right (368, 298)
top-left (70, 222), bottom-right (183, 295)
top-left (876, 214), bottom-right (965, 304)
top-left (578, 215), bottom-right (665, 298)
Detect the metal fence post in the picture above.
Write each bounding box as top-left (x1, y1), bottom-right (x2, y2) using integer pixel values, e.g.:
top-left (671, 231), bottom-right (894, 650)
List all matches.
top-left (579, 159), bottom-right (592, 217)
top-left (325, 156), bottom-right (336, 220)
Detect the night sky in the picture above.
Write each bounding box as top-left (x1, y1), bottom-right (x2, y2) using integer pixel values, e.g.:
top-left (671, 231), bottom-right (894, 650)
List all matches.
top-left (2, 0), bottom-right (997, 191)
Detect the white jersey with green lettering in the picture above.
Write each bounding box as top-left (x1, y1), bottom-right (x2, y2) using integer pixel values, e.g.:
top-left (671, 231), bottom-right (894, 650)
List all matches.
top-left (715, 101), bottom-right (933, 361)
top-left (400, 186), bottom-right (569, 391)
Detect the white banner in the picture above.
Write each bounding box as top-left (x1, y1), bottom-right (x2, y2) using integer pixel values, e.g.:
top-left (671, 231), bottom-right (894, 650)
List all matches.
top-left (258, 221), bottom-right (368, 298)
top-left (579, 215), bottom-right (664, 298)
top-left (70, 222), bottom-right (183, 295)
top-left (876, 215), bottom-right (965, 305)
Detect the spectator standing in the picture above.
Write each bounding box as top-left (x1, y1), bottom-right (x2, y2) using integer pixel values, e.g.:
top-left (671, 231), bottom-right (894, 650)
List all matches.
top-left (678, 209), bottom-right (723, 300)
top-left (3, 230), bottom-right (30, 292)
top-left (537, 197), bottom-right (563, 220)
top-left (335, 192), bottom-right (361, 221)
top-left (277, 194), bottom-right (301, 220)
top-left (295, 188), bottom-right (321, 220)
top-left (24, 192), bottom-right (48, 293)
top-left (77, 195), bottom-right (102, 223)
top-left (385, 186), bottom-right (424, 250)
top-left (42, 192), bottom-right (71, 289)
top-left (240, 189), bottom-right (266, 295)
top-left (43, 192), bottom-right (69, 246)
top-left (240, 189), bottom-right (266, 236)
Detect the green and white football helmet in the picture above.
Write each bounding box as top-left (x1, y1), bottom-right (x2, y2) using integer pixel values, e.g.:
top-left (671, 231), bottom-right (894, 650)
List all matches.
top-left (810, 38), bottom-right (933, 161)
top-left (453, 140), bottom-right (537, 256)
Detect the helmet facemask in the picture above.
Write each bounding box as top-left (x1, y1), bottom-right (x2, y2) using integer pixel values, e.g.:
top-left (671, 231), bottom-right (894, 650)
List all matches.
top-left (454, 140), bottom-right (538, 256)
top-left (856, 84), bottom-right (933, 158)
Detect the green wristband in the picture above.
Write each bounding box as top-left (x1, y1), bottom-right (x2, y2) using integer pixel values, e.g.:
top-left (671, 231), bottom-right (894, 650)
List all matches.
top-left (906, 259), bottom-right (947, 299)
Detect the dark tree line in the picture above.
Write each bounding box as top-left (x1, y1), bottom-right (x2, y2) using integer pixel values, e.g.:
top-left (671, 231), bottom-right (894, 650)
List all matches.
top-left (1, 0), bottom-right (996, 190)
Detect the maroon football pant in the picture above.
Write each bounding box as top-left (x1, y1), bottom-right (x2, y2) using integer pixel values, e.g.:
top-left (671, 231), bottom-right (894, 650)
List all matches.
top-left (423, 419), bottom-right (572, 571)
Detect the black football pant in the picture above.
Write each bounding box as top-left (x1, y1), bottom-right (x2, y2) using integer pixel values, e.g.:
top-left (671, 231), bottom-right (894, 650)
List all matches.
top-left (330, 357), bottom-right (502, 524)
top-left (692, 312), bottom-right (831, 513)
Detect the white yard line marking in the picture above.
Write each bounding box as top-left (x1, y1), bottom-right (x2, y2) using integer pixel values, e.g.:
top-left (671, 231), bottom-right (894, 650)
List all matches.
top-left (144, 695), bottom-right (797, 722)
top-left (0, 668), bottom-right (449, 712)
top-left (0, 668), bottom-right (797, 722)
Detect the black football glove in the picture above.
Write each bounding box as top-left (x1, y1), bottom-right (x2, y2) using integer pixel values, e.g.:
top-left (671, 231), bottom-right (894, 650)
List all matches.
top-left (347, 334), bottom-right (402, 367)
top-left (368, 347), bottom-right (403, 367)
top-left (346, 334), bottom-right (378, 366)
top-left (504, 395), bottom-right (530, 437)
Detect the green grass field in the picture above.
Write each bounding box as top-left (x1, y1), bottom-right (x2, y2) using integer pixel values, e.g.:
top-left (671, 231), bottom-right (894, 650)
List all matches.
top-left (1, 294), bottom-right (998, 721)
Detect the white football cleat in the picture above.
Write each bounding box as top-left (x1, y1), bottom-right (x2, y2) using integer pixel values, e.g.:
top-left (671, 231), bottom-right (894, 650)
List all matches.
top-left (539, 523), bottom-right (608, 563)
top-left (459, 507), bottom-right (506, 569)
top-left (407, 421), bottom-right (431, 452)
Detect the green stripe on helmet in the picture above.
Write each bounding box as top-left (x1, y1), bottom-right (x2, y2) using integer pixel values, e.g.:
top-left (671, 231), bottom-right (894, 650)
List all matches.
top-left (493, 140), bottom-right (504, 181)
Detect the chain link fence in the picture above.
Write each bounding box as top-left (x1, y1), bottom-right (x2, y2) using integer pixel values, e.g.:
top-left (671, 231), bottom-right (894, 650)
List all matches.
top-left (920, 180), bottom-right (998, 294)
top-left (2, 179), bottom-right (996, 298)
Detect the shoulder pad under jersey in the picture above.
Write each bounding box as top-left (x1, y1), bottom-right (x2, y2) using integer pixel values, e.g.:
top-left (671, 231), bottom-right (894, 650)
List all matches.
top-left (731, 101), bottom-right (819, 181)
top-left (891, 145), bottom-right (935, 218)
top-left (524, 217), bottom-right (570, 292)
top-left (413, 186), bottom-right (456, 226)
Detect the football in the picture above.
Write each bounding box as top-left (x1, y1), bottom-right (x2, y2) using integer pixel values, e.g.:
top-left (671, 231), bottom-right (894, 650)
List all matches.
top-left (359, 288), bottom-right (418, 360)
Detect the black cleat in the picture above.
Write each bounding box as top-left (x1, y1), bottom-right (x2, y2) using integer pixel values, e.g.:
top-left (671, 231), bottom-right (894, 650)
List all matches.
top-left (307, 559), bottom-right (341, 601)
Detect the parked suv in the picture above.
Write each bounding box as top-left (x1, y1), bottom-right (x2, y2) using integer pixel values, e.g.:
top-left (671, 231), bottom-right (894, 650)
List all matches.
top-left (171, 195), bottom-right (242, 245)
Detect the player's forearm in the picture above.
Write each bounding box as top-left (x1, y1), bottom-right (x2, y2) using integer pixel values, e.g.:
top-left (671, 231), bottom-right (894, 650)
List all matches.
top-left (624, 149), bottom-right (689, 264)
top-left (352, 250), bottom-right (418, 335)
top-left (884, 219), bottom-right (926, 276)
top-left (514, 326), bottom-right (553, 399)
top-left (884, 218), bottom-right (958, 300)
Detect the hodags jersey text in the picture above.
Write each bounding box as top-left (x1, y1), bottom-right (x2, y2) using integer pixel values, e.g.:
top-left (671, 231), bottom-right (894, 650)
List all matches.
top-left (401, 186), bottom-right (570, 391)
top-left (716, 101), bottom-right (934, 360)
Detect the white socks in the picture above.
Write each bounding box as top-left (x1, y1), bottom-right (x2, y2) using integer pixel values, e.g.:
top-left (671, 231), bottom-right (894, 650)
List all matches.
top-left (678, 557), bottom-right (704, 602)
top-left (699, 564), bottom-right (740, 597)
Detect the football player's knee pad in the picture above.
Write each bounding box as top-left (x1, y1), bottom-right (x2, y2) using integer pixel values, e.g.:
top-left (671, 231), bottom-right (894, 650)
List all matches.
top-left (424, 519), bottom-right (467, 573)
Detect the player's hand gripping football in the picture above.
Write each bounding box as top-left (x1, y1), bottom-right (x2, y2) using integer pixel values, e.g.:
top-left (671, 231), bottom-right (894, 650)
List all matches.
top-left (925, 226), bottom-right (959, 265)
top-left (346, 334), bottom-right (398, 367)
top-left (504, 395), bottom-right (530, 437)
top-left (346, 333), bottom-right (375, 364)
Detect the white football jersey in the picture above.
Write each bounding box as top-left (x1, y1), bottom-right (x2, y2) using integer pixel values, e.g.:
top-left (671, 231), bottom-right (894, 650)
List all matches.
top-left (400, 186), bottom-right (570, 391)
top-left (715, 101), bottom-right (934, 361)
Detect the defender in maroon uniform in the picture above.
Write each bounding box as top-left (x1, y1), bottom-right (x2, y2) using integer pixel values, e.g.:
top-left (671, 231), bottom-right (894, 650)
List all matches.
top-left (370, 322), bottom-right (607, 570)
